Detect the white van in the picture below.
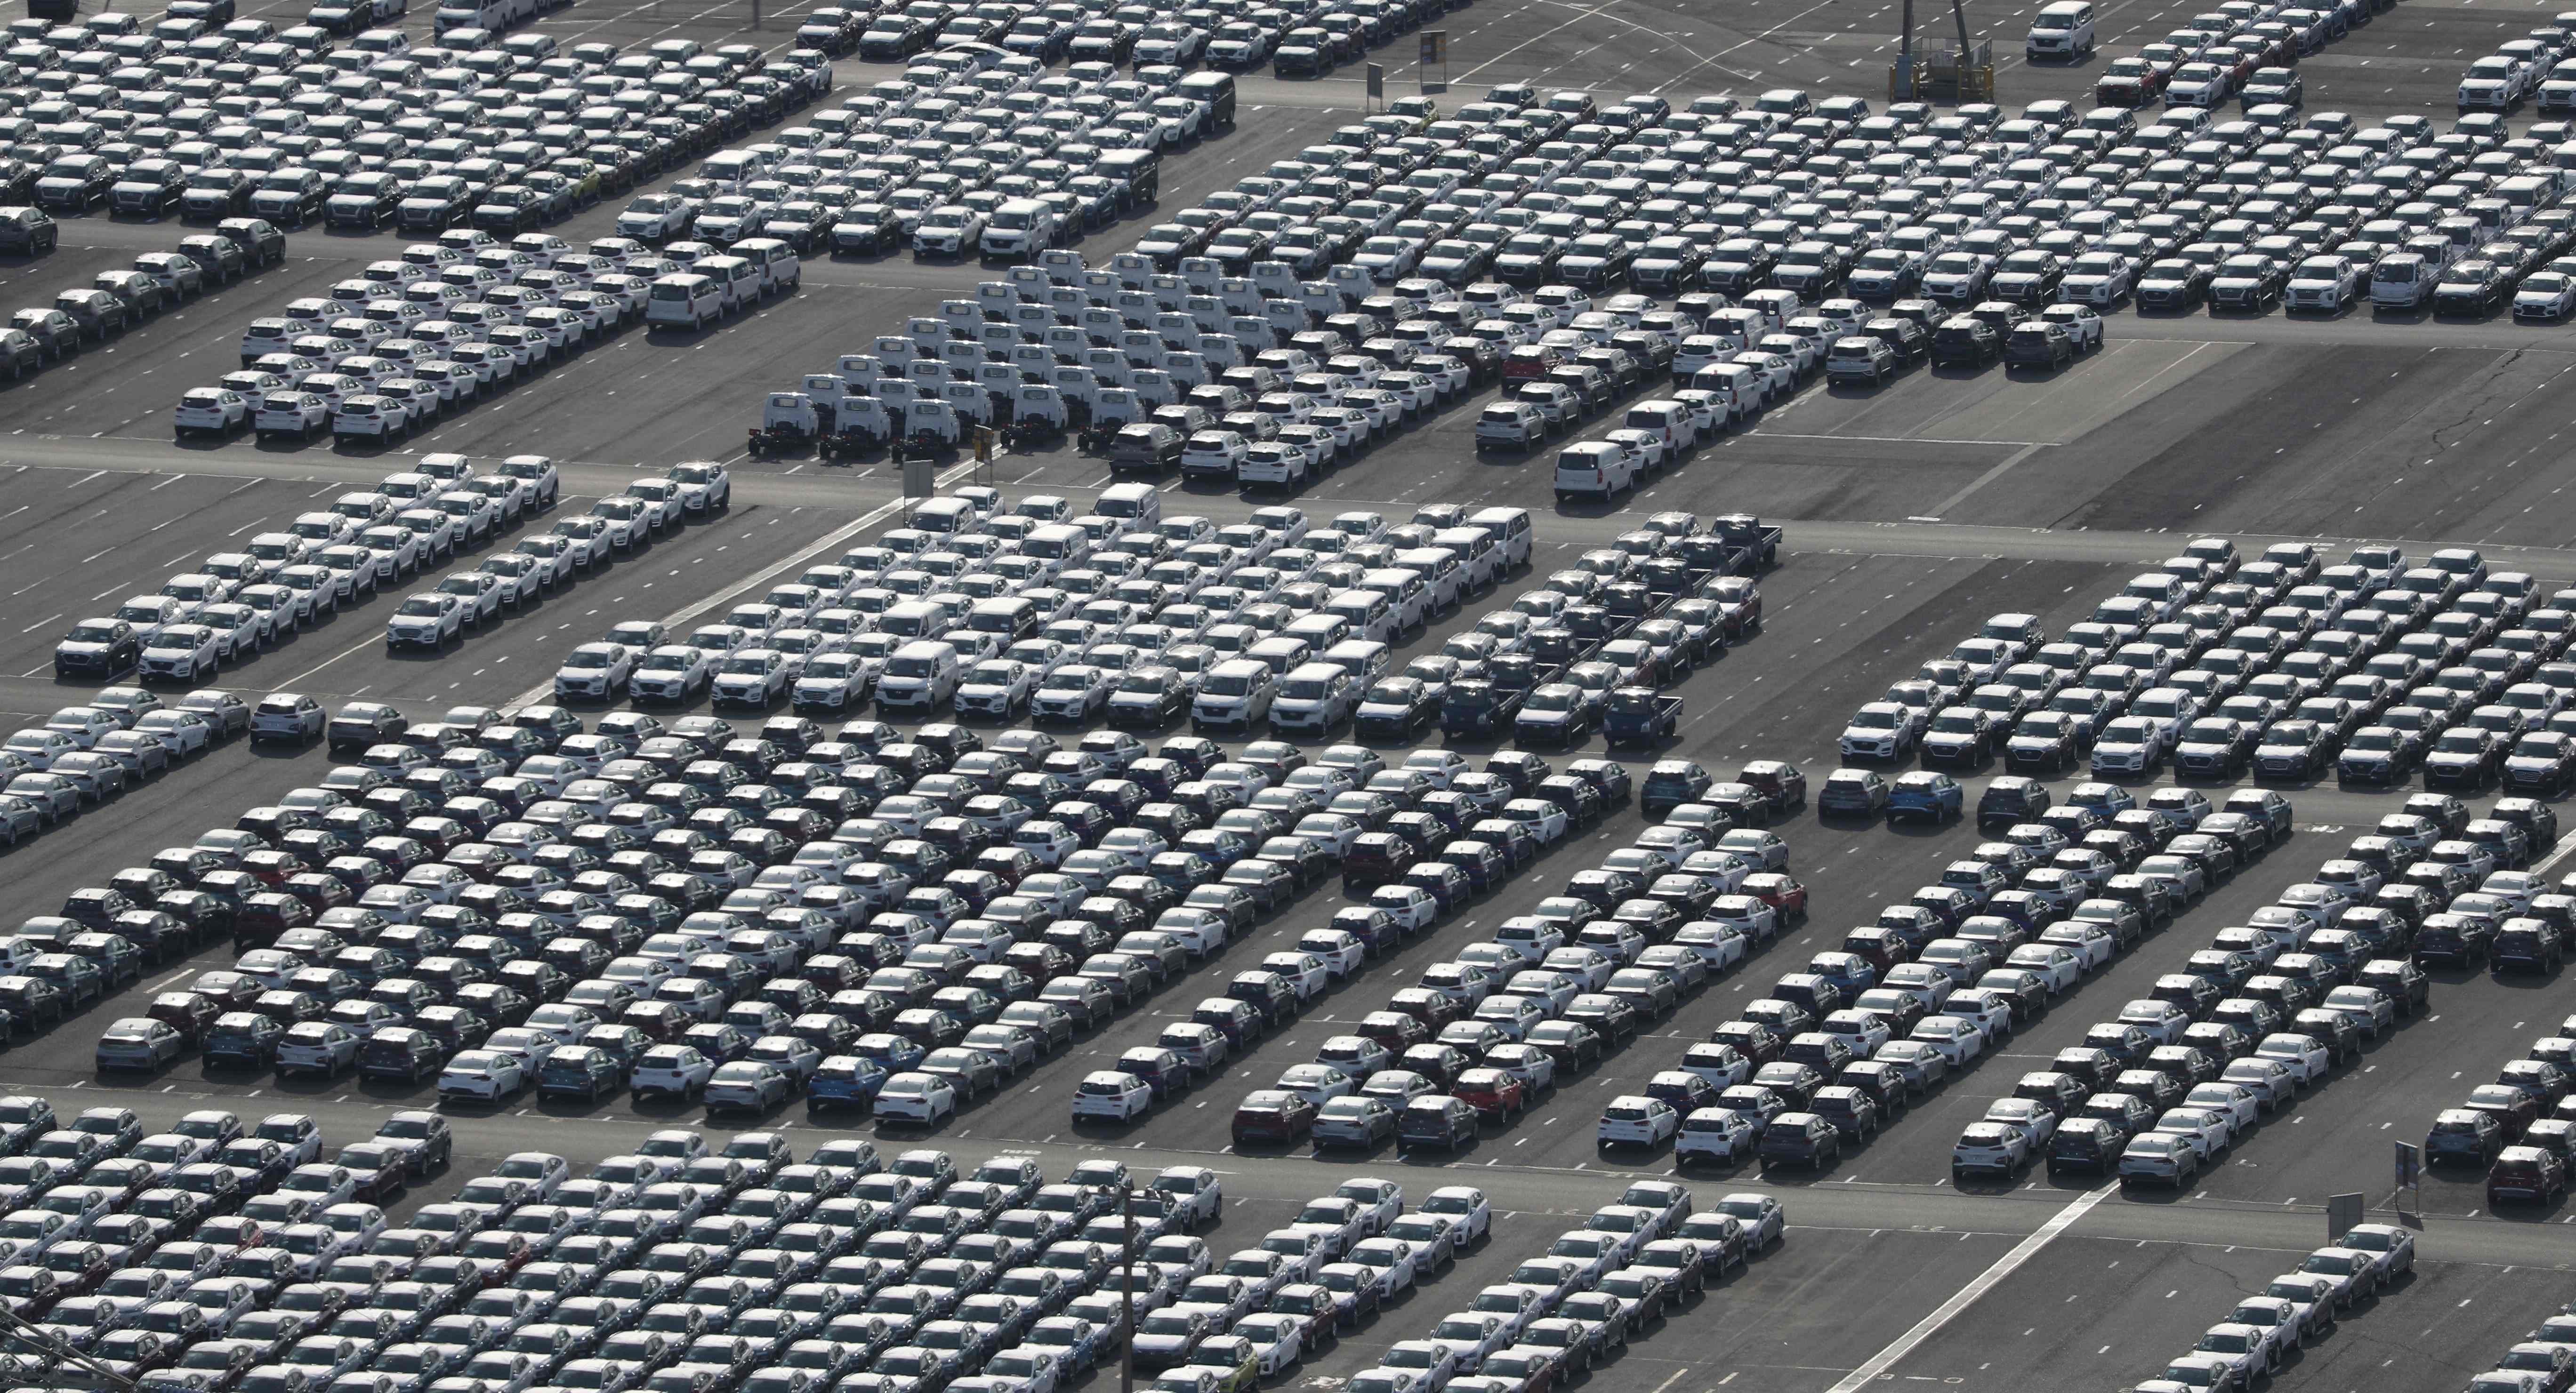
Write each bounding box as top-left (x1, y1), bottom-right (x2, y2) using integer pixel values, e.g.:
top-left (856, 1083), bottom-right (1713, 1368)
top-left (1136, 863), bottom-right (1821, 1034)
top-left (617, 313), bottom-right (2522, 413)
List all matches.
top-left (1357, 568), bottom-right (1430, 631)
top-left (1624, 399), bottom-right (1700, 455)
top-left (1320, 639), bottom-right (1391, 688)
top-left (1326, 587), bottom-right (1399, 643)
top-left (1466, 506), bottom-right (1534, 570)
top-left (645, 273), bottom-right (723, 329)
top-left (1022, 523), bottom-right (1089, 571)
top-left (730, 238), bottom-right (803, 298)
top-left (910, 497), bottom-right (978, 535)
top-left (1554, 440), bottom-right (1637, 503)
top-left (1192, 657), bottom-right (1278, 733)
top-left (1094, 481), bottom-right (1162, 530)
top-left (697, 255), bottom-right (761, 313)
top-left (2371, 254), bottom-right (2432, 309)
top-left (701, 150), bottom-right (760, 191)
top-left (1692, 361), bottom-right (1766, 421)
top-left (1269, 660), bottom-right (1357, 734)
top-left (436, 0), bottom-right (529, 33)
top-left (2025, 0), bottom-right (2095, 60)
top-left (980, 199), bottom-right (1060, 260)
top-left (877, 640), bottom-right (960, 709)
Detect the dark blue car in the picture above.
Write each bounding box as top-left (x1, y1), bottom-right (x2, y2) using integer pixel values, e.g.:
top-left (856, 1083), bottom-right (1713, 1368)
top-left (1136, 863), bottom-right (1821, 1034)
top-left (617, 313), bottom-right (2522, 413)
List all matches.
top-left (1886, 771), bottom-right (1965, 825)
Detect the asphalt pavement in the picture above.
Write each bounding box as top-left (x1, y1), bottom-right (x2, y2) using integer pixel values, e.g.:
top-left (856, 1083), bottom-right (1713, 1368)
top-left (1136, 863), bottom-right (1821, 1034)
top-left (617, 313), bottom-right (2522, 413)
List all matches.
top-left (4, 0), bottom-right (2576, 1390)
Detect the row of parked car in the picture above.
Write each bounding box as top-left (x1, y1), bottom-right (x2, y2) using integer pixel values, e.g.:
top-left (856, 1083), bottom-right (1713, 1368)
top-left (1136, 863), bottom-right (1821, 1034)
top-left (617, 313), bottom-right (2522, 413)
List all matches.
top-left (57, 587), bottom-right (1627, 1141)
top-left (1066, 747), bottom-right (1654, 1136)
top-left (2456, 13), bottom-right (2576, 114)
top-left (2081, 0), bottom-right (2383, 111)
top-left (53, 448), bottom-right (573, 688)
top-left (1217, 760), bottom-right (1804, 1159)
top-left (838, 0), bottom-right (1455, 91)
top-left (2439, 1300), bottom-right (2576, 1393)
top-left (0, 212), bottom-right (279, 388)
top-left (0, 1094), bottom-right (1427, 1393)
top-left (2076, 784), bottom-right (2571, 1191)
top-left (549, 487), bottom-right (1537, 744)
top-left (0, 14), bottom-right (833, 234)
top-left (617, 50), bottom-right (1208, 264)
top-left (208, 226), bottom-right (795, 452)
top-left (1280, 1181), bottom-right (1786, 1393)
top-left (2422, 945), bottom-right (2576, 1206)
top-left (2146, 1220), bottom-right (2417, 1392)
top-left (1841, 539), bottom-right (2576, 803)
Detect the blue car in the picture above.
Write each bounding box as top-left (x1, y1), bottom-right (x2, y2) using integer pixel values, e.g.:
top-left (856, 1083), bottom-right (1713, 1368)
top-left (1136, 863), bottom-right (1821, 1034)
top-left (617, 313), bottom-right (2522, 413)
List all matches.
top-left (810, 1054), bottom-right (891, 1110)
top-left (854, 1032), bottom-right (928, 1074)
top-left (1886, 771), bottom-right (1965, 825)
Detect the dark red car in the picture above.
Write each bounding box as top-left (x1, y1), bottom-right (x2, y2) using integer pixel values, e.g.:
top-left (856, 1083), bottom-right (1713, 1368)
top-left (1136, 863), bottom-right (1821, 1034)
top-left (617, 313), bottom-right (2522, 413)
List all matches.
top-left (1453, 1067), bottom-right (1528, 1122)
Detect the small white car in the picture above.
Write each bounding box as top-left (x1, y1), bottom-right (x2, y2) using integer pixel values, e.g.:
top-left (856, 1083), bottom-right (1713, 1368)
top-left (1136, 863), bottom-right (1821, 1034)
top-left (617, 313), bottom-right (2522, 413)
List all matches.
top-left (1071, 1070), bottom-right (1153, 1123)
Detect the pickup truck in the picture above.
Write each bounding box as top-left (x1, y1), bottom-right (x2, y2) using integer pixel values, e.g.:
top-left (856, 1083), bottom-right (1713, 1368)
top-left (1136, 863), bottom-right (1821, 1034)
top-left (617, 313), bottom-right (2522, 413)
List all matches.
top-left (1674, 535), bottom-right (1757, 580)
top-left (1441, 679), bottom-right (1525, 738)
top-left (1563, 604), bottom-right (1641, 648)
top-left (1603, 688), bottom-right (1682, 749)
top-left (1713, 513), bottom-right (1783, 570)
top-left (1513, 682), bottom-right (1600, 746)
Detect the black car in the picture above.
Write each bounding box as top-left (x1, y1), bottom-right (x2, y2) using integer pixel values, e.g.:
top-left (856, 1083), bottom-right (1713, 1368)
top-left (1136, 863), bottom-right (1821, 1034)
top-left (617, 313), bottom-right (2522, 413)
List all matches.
top-left (2137, 258), bottom-right (2216, 310)
top-left (2433, 259), bottom-right (2510, 317)
top-left (2252, 719), bottom-right (2332, 779)
top-left (1928, 316), bottom-right (2002, 367)
top-left (857, 15), bottom-right (934, 57)
top-left (109, 162), bottom-right (186, 219)
top-left (1863, 315), bottom-right (1930, 361)
top-left (1756, 1112), bottom-right (1841, 1171)
top-left (2004, 322), bottom-right (2075, 371)
top-left (214, 217), bottom-right (284, 269)
top-left (54, 619), bottom-right (140, 678)
top-left (0, 206), bottom-right (55, 254)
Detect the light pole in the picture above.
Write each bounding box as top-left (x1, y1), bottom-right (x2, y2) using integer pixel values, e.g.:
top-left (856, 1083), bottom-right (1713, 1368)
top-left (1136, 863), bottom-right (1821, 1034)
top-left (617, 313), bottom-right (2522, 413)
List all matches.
top-left (1118, 1185), bottom-right (1143, 1393)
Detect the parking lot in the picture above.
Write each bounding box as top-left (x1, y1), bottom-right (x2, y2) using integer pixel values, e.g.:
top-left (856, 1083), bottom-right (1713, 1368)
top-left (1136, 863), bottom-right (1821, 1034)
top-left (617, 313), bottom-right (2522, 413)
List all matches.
top-left (5, 0), bottom-right (2576, 1388)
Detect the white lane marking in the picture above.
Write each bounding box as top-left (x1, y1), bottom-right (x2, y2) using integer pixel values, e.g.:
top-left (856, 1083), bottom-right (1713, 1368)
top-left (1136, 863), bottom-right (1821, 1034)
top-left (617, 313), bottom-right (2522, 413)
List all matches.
top-left (1823, 1184), bottom-right (2117, 1393)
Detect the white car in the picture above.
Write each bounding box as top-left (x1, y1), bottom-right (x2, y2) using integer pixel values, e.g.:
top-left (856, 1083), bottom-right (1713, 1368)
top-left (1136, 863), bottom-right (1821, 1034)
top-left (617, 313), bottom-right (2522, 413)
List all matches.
top-left (139, 624), bottom-right (223, 682)
top-left (630, 646), bottom-right (716, 702)
top-left (712, 650), bottom-right (789, 709)
top-left (2152, 1106), bottom-right (2234, 1162)
top-left (1071, 1071), bottom-right (1153, 1122)
top-left (1595, 1096), bottom-right (1680, 1147)
top-left (255, 393), bottom-right (332, 440)
top-left (555, 644), bottom-right (638, 699)
top-left (173, 389), bottom-right (251, 438)
top-left (438, 1049), bottom-right (525, 1102)
top-left (632, 1046), bottom-right (716, 1102)
top-left (875, 1071), bottom-right (959, 1124)
top-left (956, 659), bottom-right (1037, 718)
top-left (385, 593), bottom-right (465, 650)
top-left (1674, 1107), bottom-right (1756, 1162)
top-left (334, 395), bottom-right (411, 440)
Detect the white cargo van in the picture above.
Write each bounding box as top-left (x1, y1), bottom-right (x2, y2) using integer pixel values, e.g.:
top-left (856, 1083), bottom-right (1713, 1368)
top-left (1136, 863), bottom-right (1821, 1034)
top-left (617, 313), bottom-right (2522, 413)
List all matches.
top-left (1094, 481), bottom-right (1162, 529)
top-left (1554, 440), bottom-right (1637, 503)
top-left (876, 640), bottom-right (960, 709)
top-left (645, 273), bottom-right (723, 329)
top-left (2025, 0), bottom-right (2095, 59)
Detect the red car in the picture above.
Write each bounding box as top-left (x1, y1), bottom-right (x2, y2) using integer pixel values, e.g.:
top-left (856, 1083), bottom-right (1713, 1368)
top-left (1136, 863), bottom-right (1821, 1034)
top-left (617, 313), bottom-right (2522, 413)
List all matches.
top-left (2093, 55), bottom-right (2170, 106)
top-left (1453, 1067), bottom-right (1529, 1122)
top-left (1357, 1010), bottom-right (1430, 1054)
top-left (1231, 1090), bottom-right (1317, 1146)
top-left (1746, 872), bottom-right (1808, 921)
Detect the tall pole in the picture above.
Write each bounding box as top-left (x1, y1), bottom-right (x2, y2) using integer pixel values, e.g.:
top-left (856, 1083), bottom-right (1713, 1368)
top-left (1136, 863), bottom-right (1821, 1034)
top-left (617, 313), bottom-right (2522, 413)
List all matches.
top-left (1899, 0), bottom-right (1915, 96)
top-left (1119, 1186), bottom-right (1139, 1393)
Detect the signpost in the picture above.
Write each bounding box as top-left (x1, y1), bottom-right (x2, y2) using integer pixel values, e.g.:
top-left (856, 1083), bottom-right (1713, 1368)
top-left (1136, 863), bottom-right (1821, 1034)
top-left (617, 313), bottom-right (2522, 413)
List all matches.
top-left (1365, 62), bottom-right (1384, 112)
top-left (2394, 1140), bottom-right (2423, 1216)
top-left (1419, 30), bottom-right (1448, 91)
top-left (2326, 1193), bottom-right (2365, 1243)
